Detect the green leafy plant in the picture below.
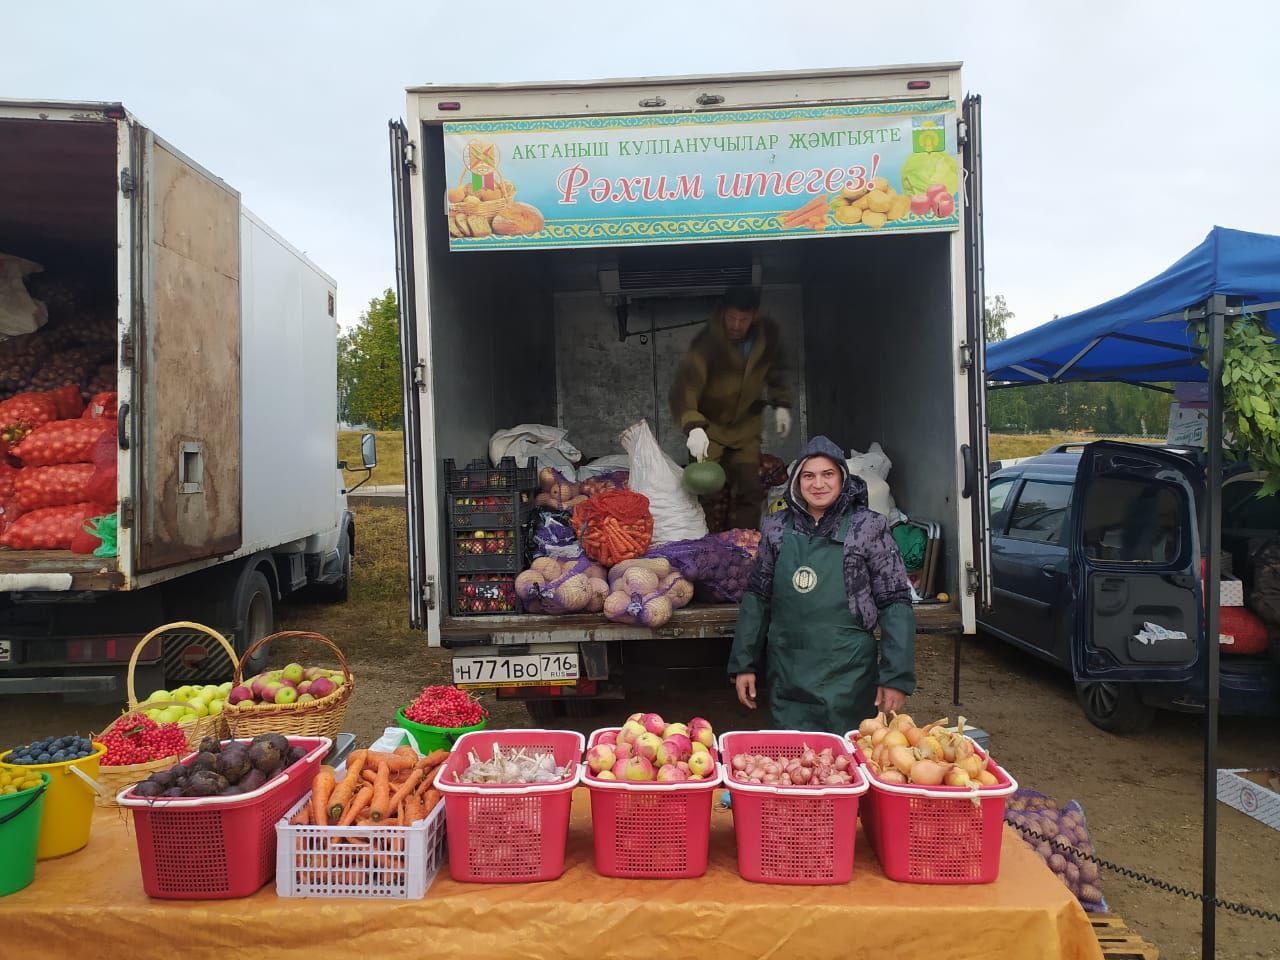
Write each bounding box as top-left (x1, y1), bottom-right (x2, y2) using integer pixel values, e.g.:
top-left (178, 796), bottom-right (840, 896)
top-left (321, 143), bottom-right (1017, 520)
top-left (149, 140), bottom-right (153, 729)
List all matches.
top-left (1197, 313), bottom-right (1280, 497)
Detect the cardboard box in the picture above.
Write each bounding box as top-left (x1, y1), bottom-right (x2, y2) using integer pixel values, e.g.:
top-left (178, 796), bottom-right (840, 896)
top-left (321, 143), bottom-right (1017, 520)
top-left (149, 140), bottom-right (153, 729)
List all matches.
top-left (1217, 768), bottom-right (1280, 832)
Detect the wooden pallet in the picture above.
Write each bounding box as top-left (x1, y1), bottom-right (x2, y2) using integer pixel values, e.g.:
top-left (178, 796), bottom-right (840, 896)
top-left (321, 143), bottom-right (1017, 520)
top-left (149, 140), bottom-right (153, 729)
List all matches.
top-left (1090, 913), bottom-right (1161, 959)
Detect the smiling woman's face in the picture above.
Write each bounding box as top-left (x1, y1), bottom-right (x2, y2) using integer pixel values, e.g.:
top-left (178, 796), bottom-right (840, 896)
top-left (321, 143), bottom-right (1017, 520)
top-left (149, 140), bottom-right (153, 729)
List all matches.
top-left (799, 456), bottom-right (842, 513)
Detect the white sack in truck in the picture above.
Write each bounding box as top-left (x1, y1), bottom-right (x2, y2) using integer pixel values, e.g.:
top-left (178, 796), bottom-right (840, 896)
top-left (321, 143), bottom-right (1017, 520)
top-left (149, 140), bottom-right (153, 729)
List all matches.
top-left (621, 420), bottom-right (707, 545)
top-left (0, 253), bottom-right (49, 337)
top-left (847, 442), bottom-right (897, 517)
top-left (489, 424), bottom-right (582, 481)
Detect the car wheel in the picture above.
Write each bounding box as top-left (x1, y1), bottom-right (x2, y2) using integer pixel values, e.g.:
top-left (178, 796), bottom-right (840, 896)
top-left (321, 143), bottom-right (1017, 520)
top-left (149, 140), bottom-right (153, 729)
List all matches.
top-left (1075, 681), bottom-right (1156, 733)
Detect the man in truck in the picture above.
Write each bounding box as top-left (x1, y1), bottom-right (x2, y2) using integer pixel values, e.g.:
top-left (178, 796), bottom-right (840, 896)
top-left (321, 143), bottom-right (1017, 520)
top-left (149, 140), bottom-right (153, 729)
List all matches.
top-left (670, 286), bottom-right (792, 531)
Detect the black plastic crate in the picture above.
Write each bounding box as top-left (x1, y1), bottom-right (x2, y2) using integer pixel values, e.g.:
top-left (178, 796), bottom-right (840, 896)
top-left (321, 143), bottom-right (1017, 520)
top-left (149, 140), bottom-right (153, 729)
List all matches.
top-left (449, 491), bottom-right (533, 529)
top-left (451, 528), bottom-right (520, 574)
top-left (450, 572), bottom-right (519, 616)
top-left (445, 456), bottom-right (537, 494)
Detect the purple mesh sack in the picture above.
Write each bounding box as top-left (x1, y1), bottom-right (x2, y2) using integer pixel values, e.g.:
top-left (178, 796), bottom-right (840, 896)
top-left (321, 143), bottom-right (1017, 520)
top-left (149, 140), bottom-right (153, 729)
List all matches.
top-left (648, 533), bottom-right (754, 603)
top-left (1004, 788), bottom-right (1108, 912)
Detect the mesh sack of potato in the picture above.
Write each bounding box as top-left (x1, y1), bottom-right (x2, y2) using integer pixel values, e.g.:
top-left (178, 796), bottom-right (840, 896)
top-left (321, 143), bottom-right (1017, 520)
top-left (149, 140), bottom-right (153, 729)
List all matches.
top-left (1004, 788), bottom-right (1108, 913)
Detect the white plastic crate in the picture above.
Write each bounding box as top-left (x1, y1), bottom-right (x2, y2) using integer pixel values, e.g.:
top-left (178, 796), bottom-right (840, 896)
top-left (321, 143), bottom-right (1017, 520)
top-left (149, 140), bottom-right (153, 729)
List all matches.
top-left (274, 727), bottom-right (447, 899)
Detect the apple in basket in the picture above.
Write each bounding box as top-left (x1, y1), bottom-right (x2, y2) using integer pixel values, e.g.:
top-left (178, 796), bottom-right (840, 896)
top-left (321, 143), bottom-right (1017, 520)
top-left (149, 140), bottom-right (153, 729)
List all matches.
top-left (586, 744), bottom-right (616, 775)
top-left (687, 751), bottom-right (715, 778)
top-left (635, 733), bottom-right (663, 763)
top-left (308, 677), bottom-right (336, 699)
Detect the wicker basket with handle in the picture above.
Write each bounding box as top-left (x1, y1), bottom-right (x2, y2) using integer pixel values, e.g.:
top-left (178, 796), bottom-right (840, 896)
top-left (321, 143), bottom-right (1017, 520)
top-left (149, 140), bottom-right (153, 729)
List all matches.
top-left (221, 631), bottom-right (354, 740)
top-left (125, 621), bottom-right (237, 751)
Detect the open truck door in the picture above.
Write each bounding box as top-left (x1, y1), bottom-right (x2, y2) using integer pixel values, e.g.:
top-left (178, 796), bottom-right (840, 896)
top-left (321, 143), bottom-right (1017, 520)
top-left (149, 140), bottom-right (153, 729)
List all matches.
top-left (132, 128), bottom-right (243, 571)
top-left (389, 119), bottom-right (431, 630)
top-left (961, 93), bottom-right (992, 612)
top-left (1071, 442), bottom-right (1203, 695)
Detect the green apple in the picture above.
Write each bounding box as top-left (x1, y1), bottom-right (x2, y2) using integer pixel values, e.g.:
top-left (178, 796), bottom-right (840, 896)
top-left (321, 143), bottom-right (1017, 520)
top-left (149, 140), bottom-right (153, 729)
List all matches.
top-left (330, 675), bottom-right (346, 688)
top-left (159, 707), bottom-right (186, 724)
top-left (296, 694), bottom-right (315, 703)
top-left (147, 688), bottom-right (170, 703)
top-left (193, 703), bottom-right (209, 718)
top-left (281, 663), bottom-right (305, 685)
top-left (207, 699), bottom-right (224, 716)
top-left (200, 684), bottom-right (219, 697)
top-left (145, 708), bottom-right (164, 722)
top-left (174, 685), bottom-right (196, 701)
top-left (218, 681), bottom-right (233, 694)
top-left (274, 685), bottom-right (298, 705)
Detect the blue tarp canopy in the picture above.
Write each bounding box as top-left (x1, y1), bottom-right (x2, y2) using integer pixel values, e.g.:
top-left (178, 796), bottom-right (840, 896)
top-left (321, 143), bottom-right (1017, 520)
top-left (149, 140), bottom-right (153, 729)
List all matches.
top-left (986, 226), bottom-right (1280, 385)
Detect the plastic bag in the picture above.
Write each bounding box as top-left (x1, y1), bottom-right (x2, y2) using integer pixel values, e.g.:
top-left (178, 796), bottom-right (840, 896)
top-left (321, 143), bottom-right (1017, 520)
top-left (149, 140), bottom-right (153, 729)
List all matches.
top-left (1004, 788), bottom-right (1108, 913)
top-left (0, 253), bottom-right (49, 337)
top-left (577, 455), bottom-right (631, 480)
top-left (847, 442), bottom-right (897, 518)
top-left (0, 502), bottom-right (98, 550)
top-left (648, 533), bottom-right (755, 603)
top-left (571, 489), bottom-right (654, 567)
top-left (620, 420), bottom-right (707, 545)
top-left (490, 424), bottom-right (581, 482)
top-left (90, 513), bottom-right (118, 558)
top-left (526, 508), bottom-right (582, 561)
top-left (11, 418), bottom-right (112, 466)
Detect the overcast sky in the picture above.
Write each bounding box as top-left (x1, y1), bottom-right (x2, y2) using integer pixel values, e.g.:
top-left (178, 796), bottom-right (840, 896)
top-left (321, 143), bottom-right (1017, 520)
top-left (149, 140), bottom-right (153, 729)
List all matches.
top-left (5, 0), bottom-right (1276, 336)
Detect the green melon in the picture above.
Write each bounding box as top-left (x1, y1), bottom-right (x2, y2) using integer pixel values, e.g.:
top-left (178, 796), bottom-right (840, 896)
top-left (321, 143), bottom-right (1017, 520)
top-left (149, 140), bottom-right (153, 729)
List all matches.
top-left (683, 459), bottom-right (726, 495)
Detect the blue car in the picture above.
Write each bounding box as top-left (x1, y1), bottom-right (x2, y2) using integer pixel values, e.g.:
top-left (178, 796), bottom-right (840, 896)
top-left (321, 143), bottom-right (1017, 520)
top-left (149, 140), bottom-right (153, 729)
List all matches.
top-left (978, 441), bottom-right (1280, 732)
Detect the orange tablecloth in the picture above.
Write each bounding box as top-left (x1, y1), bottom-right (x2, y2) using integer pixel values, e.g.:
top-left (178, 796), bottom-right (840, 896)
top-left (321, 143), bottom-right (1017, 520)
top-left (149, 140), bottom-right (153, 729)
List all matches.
top-left (3, 789), bottom-right (1102, 960)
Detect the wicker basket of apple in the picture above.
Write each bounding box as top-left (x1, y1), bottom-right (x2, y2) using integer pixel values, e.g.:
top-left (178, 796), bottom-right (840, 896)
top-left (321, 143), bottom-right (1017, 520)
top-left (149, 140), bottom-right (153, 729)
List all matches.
top-left (222, 631), bottom-right (354, 740)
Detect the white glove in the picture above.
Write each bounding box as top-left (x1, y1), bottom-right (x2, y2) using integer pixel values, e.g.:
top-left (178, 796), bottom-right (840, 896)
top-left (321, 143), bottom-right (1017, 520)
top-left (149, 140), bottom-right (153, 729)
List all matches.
top-left (775, 407), bottom-right (793, 438)
top-left (686, 427), bottom-right (710, 461)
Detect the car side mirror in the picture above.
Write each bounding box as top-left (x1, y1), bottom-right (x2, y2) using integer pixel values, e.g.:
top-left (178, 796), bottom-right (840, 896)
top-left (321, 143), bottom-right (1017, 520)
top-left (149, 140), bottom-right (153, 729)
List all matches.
top-left (361, 433), bottom-right (377, 470)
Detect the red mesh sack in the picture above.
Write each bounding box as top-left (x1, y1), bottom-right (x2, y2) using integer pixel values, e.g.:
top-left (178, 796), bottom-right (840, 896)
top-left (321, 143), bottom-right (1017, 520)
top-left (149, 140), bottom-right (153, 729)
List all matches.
top-left (0, 463), bottom-right (23, 536)
top-left (70, 519), bottom-right (102, 555)
top-left (11, 419), bottom-right (112, 466)
top-left (82, 391), bottom-right (117, 420)
top-left (0, 393), bottom-right (59, 445)
top-left (14, 464), bottom-right (96, 511)
top-left (571, 489), bottom-right (654, 567)
top-left (1, 503), bottom-right (97, 550)
top-left (44, 384), bottom-right (85, 419)
top-left (84, 431), bottom-right (117, 509)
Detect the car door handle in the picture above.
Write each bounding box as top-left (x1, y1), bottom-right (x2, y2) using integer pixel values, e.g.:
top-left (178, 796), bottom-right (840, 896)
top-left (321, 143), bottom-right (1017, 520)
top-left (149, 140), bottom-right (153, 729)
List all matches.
top-left (1099, 577), bottom-right (1125, 591)
top-left (1041, 564), bottom-right (1058, 576)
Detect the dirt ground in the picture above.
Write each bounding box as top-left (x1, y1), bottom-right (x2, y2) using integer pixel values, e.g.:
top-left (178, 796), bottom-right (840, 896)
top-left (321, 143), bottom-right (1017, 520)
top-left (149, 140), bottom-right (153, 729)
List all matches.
top-left (1, 503), bottom-right (1277, 959)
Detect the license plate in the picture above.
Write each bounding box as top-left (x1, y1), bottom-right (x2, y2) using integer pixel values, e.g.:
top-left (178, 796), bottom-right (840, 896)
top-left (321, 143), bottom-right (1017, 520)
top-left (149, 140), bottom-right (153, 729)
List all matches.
top-left (452, 652), bottom-right (579, 689)
top-left (0, 640), bottom-right (9, 662)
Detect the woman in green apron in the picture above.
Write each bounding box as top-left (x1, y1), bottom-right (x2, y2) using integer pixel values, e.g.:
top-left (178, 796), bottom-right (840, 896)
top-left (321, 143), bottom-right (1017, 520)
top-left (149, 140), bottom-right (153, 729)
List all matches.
top-left (728, 436), bottom-right (916, 733)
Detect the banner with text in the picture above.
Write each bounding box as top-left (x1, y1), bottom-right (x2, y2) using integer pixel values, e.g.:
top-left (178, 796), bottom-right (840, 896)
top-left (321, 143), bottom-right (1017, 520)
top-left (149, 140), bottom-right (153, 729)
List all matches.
top-left (441, 100), bottom-right (961, 250)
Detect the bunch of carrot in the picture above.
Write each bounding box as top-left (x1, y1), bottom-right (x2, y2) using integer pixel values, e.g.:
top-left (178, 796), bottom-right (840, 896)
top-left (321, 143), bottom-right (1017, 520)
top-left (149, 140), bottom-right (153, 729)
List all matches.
top-left (778, 195), bottom-right (830, 231)
top-left (572, 491), bottom-right (654, 567)
top-left (290, 745), bottom-right (449, 830)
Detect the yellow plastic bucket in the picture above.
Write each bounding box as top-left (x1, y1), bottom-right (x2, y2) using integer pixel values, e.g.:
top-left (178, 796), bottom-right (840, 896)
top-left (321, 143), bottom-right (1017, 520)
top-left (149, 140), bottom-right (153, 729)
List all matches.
top-left (0, 742), bottom-right (106, 859)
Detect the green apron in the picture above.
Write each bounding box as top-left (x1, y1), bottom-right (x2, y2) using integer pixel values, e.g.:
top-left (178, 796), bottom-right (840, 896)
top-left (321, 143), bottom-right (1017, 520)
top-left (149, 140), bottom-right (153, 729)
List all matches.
top-left (764, 516), bottom-right (878, 734)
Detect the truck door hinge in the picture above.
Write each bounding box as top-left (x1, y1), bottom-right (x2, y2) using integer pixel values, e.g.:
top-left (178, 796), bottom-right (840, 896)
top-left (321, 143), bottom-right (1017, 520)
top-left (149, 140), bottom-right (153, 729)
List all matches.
top-left (422, 574), bottom-right (437, 610)
top-left (413, 359), bottom-right (427, 390)
top-left (959, 341), bottom-right (974, 371)
top-left (120, 331), bottom-right (135, 367)
top-left (403, 140), bottom-right (418, 173)
top-left (118, 498), bottom-right (135, 529)
top-left (957, 118), bottom-right (969, 148)
top-left (119, 168), bottom-right (136, 197)
top-left (965, 563), bottom-right (980, 596)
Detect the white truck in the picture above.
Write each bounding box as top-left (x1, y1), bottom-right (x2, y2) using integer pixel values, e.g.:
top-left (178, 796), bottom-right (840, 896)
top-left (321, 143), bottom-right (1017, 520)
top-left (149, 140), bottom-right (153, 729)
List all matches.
top-left (0, 100), bottom-right (366, 699)
top-left (390, 65), bottom-right (990, 718)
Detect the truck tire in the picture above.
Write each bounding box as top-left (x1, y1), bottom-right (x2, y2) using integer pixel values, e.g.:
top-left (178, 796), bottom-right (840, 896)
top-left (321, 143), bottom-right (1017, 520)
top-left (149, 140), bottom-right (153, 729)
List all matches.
top-left (231, 569), bottom-right (275, 676)
top-left (322, 533), bottom-right (352, 604)
top-left (1075, 681), bottom-right (1155, 734)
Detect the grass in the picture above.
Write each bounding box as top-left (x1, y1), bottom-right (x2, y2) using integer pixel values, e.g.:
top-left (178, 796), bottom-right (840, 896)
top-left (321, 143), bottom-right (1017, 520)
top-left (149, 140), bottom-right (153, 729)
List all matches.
top-left (988, 432), bottom-right (1160, 461)
top-left (339, 430), bottom-right (404, 487)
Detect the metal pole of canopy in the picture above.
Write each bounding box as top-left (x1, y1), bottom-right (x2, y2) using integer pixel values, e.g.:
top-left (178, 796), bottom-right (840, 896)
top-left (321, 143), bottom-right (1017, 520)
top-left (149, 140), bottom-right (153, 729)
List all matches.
top-left (1201, 294), bottom-right (1226, 960)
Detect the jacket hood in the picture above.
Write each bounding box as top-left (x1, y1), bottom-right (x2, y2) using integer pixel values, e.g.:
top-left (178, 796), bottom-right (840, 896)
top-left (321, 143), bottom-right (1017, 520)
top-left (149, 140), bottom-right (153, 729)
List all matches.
top-left (786, 436), bottom-right (868, 526)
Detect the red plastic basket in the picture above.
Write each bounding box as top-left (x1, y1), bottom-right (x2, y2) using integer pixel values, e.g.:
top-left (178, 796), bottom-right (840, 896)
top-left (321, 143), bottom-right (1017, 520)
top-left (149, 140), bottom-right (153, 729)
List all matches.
top-left (584, 728), bottom-right (722, 879)
top-left (116, 736), bottom-right (329, 899)
top-left (435, 729), bottom-right (583, 883)
top-left (850, 735), bottom-right (1018, 884)
top-left (720, 730), bottom-right (868, 885)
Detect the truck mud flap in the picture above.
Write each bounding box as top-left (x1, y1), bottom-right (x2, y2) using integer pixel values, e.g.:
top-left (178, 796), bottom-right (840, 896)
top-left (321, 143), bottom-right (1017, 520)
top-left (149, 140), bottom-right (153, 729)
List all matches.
top-left (161, 627), bottom-right (236, 685)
